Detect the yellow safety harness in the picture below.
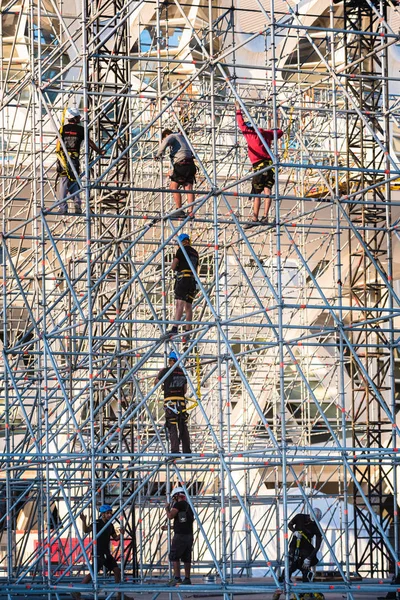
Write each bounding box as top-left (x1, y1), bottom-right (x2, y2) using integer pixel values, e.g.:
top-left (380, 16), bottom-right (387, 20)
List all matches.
top-left (164, 396), bottom-right (198, 414)
top-left (176, 269), bottom-right (195, 281)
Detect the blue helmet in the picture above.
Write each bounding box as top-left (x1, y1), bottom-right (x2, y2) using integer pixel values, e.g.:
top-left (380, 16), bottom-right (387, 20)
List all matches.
top-left (178, 233), bottom-right (190, 243)
top-left (99, 504), bottom-right (112, 513)
top-left (169, 351), bottom-right (178, 361)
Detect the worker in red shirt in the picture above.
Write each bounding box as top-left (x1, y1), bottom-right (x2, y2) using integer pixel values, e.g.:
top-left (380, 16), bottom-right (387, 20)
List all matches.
top-left (235, 102), bottom-right (283, 228)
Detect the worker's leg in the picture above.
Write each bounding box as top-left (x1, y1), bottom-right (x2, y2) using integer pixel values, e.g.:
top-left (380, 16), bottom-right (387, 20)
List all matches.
top-left (184, 183), bottom-right (194, 215)
top-left (173, 560), bottom-right (181, 578)
top-left (113, 566), bottom-right (122, 583)
top-left (184, 301), bottom-right (192, 331)
top-left (181, 539), bottom-right (193, 583)
top-left (57, 177), bottom-right (69, 214)
top-left (165, 409), bottom-right (180, 453)
top-left (263, 187), bottom-right (272, 219)
top-left (72, 572), bottom-right (91, 599)
top-left (170, 181), bottom-right (182, 210)
top-left (174, 299), bottom-right (185, 325)
top-left (69, 180), bottom-right (82, 212)
top-left (184, 562), bottom-right (191, 578)
top-left (251, 196), bottom-right (261, 221)
top-left (178, 413), bottom-right (191, 454)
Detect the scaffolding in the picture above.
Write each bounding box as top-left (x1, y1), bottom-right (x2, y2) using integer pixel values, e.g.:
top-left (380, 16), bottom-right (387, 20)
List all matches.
top-left (0, 0), bottom-right (400, 597)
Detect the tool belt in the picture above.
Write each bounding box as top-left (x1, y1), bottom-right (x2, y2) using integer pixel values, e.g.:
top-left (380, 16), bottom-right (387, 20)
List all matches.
top-left (176, 270), bottom-right (195, 281)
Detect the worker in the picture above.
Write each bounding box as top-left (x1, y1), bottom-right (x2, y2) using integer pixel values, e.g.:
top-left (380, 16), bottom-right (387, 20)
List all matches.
top-left (165, 487), bottom-right (194, 586)
top-left (167, 233), bottom-right (199, 338)
top-left (154, 351), bottom-right (191, 456)
top-left (235, 101), bottom-right (283, 228)
top-left (273, 509), bottom-right (323, 600)
top-left (57, 107), bottom-right (104, 215)
top-left (72, 504), bottom-right (132, 600)
top-left (154, 129), bottom-right (196, 219)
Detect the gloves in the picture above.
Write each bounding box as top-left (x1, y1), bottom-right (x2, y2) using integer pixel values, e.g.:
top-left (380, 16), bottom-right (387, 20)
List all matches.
top-left (294, 531), bottom-right (302, 539)
top-left (302, 558), bottom-right (311, 569)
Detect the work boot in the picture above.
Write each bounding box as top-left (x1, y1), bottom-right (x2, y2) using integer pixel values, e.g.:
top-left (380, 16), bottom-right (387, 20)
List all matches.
top-left (168, 577), bottom-right (182, 586)
top-left (74, 205), bottom-right (83, 215)
top-left (182, 577), bottom-right (192, 585)
top-left (173, 210), bottom-right (186, 219)
top-left (58, 207), bottom-right (68, 215)
top-left (243, 219), bottom-right (259, 229)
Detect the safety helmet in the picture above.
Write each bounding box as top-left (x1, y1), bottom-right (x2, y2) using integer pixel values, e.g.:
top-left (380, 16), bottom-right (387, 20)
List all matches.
top-left (312, 508), bottom-right (322, 520)
top-left (178, 233), bottom-right (190, 243)
top-left (169, 351), bottom-right (178, 361)
top-left (171, 487), bottom-right (186, 498)
top-left (66, 107), bottom-right (81, 120)
top-left (99, 504), bottom-right (113, 513)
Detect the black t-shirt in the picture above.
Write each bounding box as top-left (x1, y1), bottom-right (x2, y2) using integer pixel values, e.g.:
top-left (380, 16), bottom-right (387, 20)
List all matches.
top-left (157, 365), bottom-right (187, 400)
top-left (288, 514), bottom-right (322, 557)
top-left (62, 123), bottom-right (85, 154)
top-left (175, 247), bottom-right (199, 274)
top-left (92, 518), bottom-right (116, 556)
top-left (172, 499), bottom-right (194, 534)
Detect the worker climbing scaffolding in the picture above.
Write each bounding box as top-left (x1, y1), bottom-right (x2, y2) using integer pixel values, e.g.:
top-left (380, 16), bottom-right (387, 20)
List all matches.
top-left (154, 129), bottom-right (197, 219)
top-left (273, 509), bottom-right (323, 600)
top-left (235, 101), bottom-right (283, 228)
top-left (154, 351), bottom-right (191, 456)
top-left (56, 107), bottom-right (104, 215)
top-left (168, 233), bottom-right (199, 340)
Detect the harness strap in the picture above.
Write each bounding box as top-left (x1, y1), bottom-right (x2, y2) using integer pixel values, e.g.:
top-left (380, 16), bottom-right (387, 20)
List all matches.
top-left (176, 269), bottom-right (195, 280)
top-left (164, 396), bottom-right (198, 414)
top-left (253, 158), bottom-right (272, 172)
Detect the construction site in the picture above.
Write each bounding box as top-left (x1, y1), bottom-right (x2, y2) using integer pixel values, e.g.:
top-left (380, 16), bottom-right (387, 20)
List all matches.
top-left (1, 0), bottom-right (400, 597)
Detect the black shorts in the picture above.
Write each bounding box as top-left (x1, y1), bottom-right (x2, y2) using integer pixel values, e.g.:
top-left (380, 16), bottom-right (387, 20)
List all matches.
top-left (95, 553), bottom-right (118, 572)
top-left (171, 161), bottom-right (196, 186)
top-left (251, 159), bottom-right (275, 194)
top-left (174, 277), bottom-right (196, 304)
top-left (169, 533), bottom-right (193, 563)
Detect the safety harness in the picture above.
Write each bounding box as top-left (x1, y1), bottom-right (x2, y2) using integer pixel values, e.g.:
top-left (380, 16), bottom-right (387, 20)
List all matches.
top-left (164, 396), bottom-right (198, 414)
top-left (176, 269), bottom-right (195, 281)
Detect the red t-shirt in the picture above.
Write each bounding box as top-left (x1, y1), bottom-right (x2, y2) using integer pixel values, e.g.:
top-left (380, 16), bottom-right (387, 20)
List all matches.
top-left (236, 110), bottom-right (283, 164)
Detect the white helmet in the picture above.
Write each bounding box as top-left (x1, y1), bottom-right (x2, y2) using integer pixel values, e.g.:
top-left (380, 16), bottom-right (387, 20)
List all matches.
top-left (313, 508), bottom-right (322, 520)
top-left (66, 107), bottom-right (81, 120)
top-left (171, 487), bottom-right (186, 498)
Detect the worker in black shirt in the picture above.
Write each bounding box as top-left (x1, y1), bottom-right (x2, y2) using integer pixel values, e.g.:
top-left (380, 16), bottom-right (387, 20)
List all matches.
top-left (167, 233), bottom-right (199, 338)
top-left (165, 487), bottom-right (194, 586)
top-left (154, 351), bottom-right (191, 455)
top-left (57, 107), bottom-right (104, 215)
top-left (274, 509), bottom-right (323, 600)
top-left (72, 504), bottom-right (132, 600)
